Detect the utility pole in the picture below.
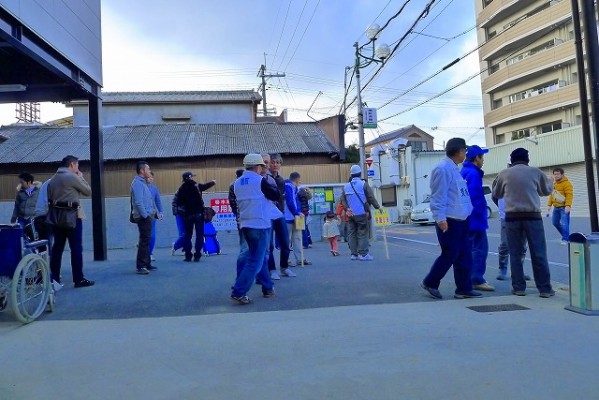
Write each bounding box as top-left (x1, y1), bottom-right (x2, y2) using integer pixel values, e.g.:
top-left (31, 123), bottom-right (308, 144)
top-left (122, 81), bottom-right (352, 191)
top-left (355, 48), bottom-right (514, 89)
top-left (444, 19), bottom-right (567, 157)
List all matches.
top-left (257, 62), bottom-right (285, 116)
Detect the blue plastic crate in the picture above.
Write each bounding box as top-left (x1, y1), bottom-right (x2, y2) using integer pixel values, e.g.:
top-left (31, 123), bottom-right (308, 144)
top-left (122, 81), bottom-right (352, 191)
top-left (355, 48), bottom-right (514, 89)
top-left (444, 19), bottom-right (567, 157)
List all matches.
top-left (0, 225), bottom-right (23, 277)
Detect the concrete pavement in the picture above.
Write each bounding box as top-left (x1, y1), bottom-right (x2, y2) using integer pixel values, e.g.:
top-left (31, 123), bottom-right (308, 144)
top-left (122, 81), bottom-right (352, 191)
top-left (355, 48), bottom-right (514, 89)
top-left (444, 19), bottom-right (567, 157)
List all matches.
top-left (1, 227), bottom-right (598, 399)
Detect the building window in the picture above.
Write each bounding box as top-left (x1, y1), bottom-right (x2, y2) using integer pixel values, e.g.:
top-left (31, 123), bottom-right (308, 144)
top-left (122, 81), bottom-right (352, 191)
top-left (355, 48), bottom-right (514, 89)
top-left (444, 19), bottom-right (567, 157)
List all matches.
top-left (487, 29), bottom-right (496, 40)
top-left (495, 133), bottom-right (505, 144)
top-left (539, 121), bottom-right (562, 133)
top-left (483, 0), bottom-right (494, 8)
top-left (380, 185), bottom-right (397, 207)
top-left (508, 81), bottom-right (560, 104)
top-left (511, 129), bottom-right (531, 140)
top-left (409, 141), bottom-right (427, 151)
top-left (492, 98), bottom-right (503, 109)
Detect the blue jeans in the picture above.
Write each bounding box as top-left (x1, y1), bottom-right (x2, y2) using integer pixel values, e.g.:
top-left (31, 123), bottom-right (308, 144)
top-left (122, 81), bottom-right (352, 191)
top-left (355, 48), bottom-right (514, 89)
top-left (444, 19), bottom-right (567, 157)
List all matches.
top-left (50, 218), bottom-right (84, 284)
top-left (232, 227), bottom-right (272, 297)
top-left (552, 207), bottom-right (570, 241)
top-left (498, 219), bottom-right (526, 274)
top-left (173, 215), bottom-right (186, 251)
top-left (505, 219), bottom-right (552, 293)
top-left (149, 219), bottom-right (157, 255)
top-left (268, 217), bottom-right (290, 271)
top-left (469, 230), bottom-right (489, 285)
top-left (236, 229), bottom-right (249, 278)
top-left (423, 218), bottom-right (473, 293)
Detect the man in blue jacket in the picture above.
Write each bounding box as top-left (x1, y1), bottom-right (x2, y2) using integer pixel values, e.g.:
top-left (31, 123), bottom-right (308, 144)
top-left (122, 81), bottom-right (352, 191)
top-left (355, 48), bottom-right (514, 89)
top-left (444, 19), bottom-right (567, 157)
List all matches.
top-left (461, 145), bottom-right (494, 292)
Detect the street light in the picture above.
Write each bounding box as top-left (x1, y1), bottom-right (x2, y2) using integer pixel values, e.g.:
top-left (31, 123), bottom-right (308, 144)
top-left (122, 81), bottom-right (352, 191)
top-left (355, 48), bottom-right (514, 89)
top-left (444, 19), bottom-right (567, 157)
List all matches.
top-left (353, 24), bottom-right (390, 179)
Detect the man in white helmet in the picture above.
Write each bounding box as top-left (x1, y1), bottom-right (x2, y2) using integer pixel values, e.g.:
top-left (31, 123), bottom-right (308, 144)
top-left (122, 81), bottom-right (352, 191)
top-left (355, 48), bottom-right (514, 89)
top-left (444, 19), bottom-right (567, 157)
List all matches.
top-left (230, 153), bottom-right (281, 304)
top-left (340, 164), bottom-right (380, 261)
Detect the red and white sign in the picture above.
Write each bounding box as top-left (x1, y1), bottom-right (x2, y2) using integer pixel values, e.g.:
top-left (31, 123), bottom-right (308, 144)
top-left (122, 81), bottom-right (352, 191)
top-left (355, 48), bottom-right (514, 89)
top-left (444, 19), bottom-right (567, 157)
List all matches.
top-left (366, 158), bottom-right (373, 168)
top-left (209, 198), bottom-right (237, 231)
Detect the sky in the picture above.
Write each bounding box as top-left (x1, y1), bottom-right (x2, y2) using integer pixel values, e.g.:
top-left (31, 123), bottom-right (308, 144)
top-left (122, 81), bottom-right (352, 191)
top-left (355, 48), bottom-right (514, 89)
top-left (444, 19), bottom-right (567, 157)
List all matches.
top-left (0, 0), bottom-right (485, 149)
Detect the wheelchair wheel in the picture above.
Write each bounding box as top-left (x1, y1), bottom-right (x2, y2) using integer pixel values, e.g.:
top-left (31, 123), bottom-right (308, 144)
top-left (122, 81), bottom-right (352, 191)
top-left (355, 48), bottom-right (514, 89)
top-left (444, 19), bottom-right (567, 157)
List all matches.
top-left (10, 254), bottom-right (51, 323)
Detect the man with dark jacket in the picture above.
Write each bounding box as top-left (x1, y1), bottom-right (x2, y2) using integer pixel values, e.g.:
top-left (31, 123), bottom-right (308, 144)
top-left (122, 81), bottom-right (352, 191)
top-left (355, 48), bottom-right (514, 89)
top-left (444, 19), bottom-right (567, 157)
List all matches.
top-left (47, 155), bottom-right (94, 288)
top-left (263, 154), bottom-right (295, 278)
top-left (492, 148), bottom-right (554, 298)
top-left (175, 172), bottom-right (215, 262)
top-left (461, 145), bottom-right (494, 292)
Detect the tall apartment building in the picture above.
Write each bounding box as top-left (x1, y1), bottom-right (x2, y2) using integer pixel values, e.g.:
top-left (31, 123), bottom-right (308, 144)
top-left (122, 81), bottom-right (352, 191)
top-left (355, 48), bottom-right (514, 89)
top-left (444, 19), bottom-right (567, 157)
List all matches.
top-left (475, 0), bottom-right (577, 145)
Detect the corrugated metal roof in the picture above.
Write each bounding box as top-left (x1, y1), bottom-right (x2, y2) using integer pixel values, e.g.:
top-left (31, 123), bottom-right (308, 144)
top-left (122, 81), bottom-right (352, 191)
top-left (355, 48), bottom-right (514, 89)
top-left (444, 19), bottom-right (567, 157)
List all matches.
top-left (0, 123), bottom-right (338, 163)
top-left (67, 90), bottom-right (262, 106)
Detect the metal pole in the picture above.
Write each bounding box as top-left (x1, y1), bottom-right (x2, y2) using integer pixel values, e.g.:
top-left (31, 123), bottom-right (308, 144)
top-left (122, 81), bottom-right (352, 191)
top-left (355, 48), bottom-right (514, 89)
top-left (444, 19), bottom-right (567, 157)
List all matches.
top-left (572, 0), bottom-right (599, 231)
top-left (354, 42), bottom-right (366, 179)
top-left (88, 94), bottom-right (107, 260)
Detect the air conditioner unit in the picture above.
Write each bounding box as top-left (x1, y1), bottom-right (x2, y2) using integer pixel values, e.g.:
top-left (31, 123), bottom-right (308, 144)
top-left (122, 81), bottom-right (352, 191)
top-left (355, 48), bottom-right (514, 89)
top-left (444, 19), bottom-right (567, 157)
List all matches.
top-left (558, 80), bottom-right (567, 87)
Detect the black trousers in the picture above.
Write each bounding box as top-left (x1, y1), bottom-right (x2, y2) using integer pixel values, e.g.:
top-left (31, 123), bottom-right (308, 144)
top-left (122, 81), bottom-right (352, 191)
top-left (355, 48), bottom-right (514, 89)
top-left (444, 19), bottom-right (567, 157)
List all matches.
top-left (136, 217), bottom-right (153, 269)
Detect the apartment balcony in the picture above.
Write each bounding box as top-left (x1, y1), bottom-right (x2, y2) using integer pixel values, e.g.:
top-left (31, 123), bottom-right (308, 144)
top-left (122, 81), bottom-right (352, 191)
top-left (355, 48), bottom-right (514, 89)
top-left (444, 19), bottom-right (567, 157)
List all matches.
top-left (485, 83), bottom-right (578, 128)
top-left (479, 0), bottom-right (571, 61)
top-left (478, 0), bottom-right (532, 29)
top-left (482, 40), bottom-right (576, 93)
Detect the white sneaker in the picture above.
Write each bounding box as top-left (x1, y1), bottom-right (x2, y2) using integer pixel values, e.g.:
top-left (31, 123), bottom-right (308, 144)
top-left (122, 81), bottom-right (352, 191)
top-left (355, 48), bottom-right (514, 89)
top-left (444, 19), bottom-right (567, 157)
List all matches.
top-left (52, 280), bottom-right (64, 292)
top-left (358, 254), bottom-right (374, 261)
top-left (150, 255), bottom-right (156, 261)
top-left (281, 268), bottom-right (297, 277)
top-left (350, 255), bottom-right (358, 260)
top-left (560, 240), bottom-right (568, 246)
top-left (171, 243), bottom-right (176, 256)
top-left (270, 271), bottom-right (281, 280)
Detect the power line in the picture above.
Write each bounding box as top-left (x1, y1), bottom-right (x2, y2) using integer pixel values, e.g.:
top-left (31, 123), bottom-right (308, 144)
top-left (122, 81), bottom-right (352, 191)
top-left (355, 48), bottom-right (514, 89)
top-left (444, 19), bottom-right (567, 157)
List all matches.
top-left (271, 1), bottom-right (293, 67)
top-left (276, 0), bottom-right (310, 71)
top-left (283, 0), bottom-right (322, 72)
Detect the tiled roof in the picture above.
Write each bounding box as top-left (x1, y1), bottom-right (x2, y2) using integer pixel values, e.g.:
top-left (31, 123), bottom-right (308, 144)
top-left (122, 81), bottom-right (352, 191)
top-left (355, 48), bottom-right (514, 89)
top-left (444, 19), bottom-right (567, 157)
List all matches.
top-left (67, 90), bottom-right (262, 106)
top-left (365, 124), bottom-right (432, 146)
top-left (0, 123), bottom-right (338, 163)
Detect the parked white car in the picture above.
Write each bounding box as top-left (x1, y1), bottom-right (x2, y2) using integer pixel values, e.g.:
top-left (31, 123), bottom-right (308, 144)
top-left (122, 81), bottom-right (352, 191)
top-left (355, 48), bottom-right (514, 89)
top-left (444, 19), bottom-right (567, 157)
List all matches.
top-left (411, 185), bottom-right (498, 225)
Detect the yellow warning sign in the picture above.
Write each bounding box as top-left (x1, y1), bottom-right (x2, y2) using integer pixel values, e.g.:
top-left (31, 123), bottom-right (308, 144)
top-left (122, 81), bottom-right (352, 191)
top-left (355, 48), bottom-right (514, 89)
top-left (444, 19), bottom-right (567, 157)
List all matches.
top-left (374, 208), bottom-right (391, 227)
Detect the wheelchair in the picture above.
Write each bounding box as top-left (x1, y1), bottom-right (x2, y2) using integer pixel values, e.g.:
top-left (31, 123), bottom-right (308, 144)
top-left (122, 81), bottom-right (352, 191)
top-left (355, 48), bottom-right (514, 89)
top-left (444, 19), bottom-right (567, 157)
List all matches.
top-left (0, 220), bottom-right (54, 323)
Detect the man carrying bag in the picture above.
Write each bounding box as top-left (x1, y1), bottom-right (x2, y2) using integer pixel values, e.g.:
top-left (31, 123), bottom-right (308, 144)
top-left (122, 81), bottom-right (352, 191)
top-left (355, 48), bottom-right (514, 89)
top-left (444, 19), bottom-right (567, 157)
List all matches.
top-left (46, 155), bottom-right (94, 288)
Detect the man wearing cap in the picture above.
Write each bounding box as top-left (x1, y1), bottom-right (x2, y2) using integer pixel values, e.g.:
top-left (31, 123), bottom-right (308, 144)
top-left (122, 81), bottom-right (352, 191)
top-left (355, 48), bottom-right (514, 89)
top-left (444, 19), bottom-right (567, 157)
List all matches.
top-left (231, 153), bottom-right (280, 304)
top-left (460, 145), bottom-right (494, 292)
top-left (421, 138), bottom-right (481, 299)
top-left (492, 148), bottom-right (554, 297)
top-left (174, 171), bottom-right (215, 262)
top-left (340, 164), bottom-right (380, 261)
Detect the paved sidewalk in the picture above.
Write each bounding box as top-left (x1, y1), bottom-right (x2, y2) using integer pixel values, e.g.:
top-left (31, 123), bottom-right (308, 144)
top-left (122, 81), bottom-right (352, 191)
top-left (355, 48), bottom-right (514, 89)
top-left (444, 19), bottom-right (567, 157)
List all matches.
top-left (1, 230), bottom-right (598, 399)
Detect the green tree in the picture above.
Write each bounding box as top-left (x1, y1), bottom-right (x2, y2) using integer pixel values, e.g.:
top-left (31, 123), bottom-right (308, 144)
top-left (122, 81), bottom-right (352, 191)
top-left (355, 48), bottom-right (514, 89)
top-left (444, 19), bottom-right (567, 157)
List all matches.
top-left (344, 144), bottom-right (360, 163)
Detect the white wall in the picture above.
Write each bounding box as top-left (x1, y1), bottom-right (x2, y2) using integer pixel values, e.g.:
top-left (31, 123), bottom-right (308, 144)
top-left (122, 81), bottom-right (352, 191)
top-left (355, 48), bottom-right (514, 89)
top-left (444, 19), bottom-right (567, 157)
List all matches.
top-left (1, 0), bottom-right (103, 84)
top-left (72, 103), bottom-right (255, 126)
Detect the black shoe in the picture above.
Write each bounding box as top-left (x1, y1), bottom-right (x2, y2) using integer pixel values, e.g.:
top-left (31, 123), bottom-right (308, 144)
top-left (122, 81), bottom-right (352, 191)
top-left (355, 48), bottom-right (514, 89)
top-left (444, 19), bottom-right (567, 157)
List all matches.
top-left (230, 295), bottom-right (252, 305)
top-left (539, 290), bottom-right (555, 298)
top-left (183, 257), bottom-right (192, 262)
top-left (512, 290), bottom-right (526, 296)
top-left (136, 268), bottom-right (150, 275)
top-left (147, 265), bottom-right (158, 271)
top-left (74, 278), bottom-right (95, 288)
top-left (263, 289), bottom-right (276, 298)
top-left (193, 253), bottom-right (201, 262)
top-left (454, 290), bottom-right (482, 299)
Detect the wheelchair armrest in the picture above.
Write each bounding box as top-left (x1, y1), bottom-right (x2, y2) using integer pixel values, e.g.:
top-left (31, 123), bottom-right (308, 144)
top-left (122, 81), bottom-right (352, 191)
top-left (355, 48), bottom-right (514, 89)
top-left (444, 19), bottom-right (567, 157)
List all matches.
top-left (24, 240), bottom-right (48, 249)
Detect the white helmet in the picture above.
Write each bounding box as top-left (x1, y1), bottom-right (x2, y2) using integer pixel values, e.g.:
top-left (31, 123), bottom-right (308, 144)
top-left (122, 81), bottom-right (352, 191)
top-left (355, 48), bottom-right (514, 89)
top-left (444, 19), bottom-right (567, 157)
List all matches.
top-left (350, 164), bottom-right (362, 175)
top-left (243, 153), bottom-right (266, 166)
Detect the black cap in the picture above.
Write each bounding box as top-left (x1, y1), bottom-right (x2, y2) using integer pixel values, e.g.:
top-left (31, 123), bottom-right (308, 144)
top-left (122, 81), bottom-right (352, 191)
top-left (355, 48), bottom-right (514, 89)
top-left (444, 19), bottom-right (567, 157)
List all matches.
top-left (182, 171), bottom-right (196, 180)
top-left (445, 137), bottom-right (467, 152)
top-left (510, 148), bottom-right (529, 164)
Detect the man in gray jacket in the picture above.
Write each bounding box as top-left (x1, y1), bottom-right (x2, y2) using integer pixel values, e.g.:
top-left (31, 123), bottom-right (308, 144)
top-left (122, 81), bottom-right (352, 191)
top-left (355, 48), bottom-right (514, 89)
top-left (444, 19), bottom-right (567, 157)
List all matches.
top-left (492, 148), bottom-right (554, 297)
top-left (47, 155), bottom-right (93, 288)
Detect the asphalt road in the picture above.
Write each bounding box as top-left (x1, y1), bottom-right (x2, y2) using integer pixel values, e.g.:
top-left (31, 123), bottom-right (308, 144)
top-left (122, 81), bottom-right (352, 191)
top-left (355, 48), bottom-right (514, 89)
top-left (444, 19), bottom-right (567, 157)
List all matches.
top-left (0, 216), bottom-right (584, 323)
